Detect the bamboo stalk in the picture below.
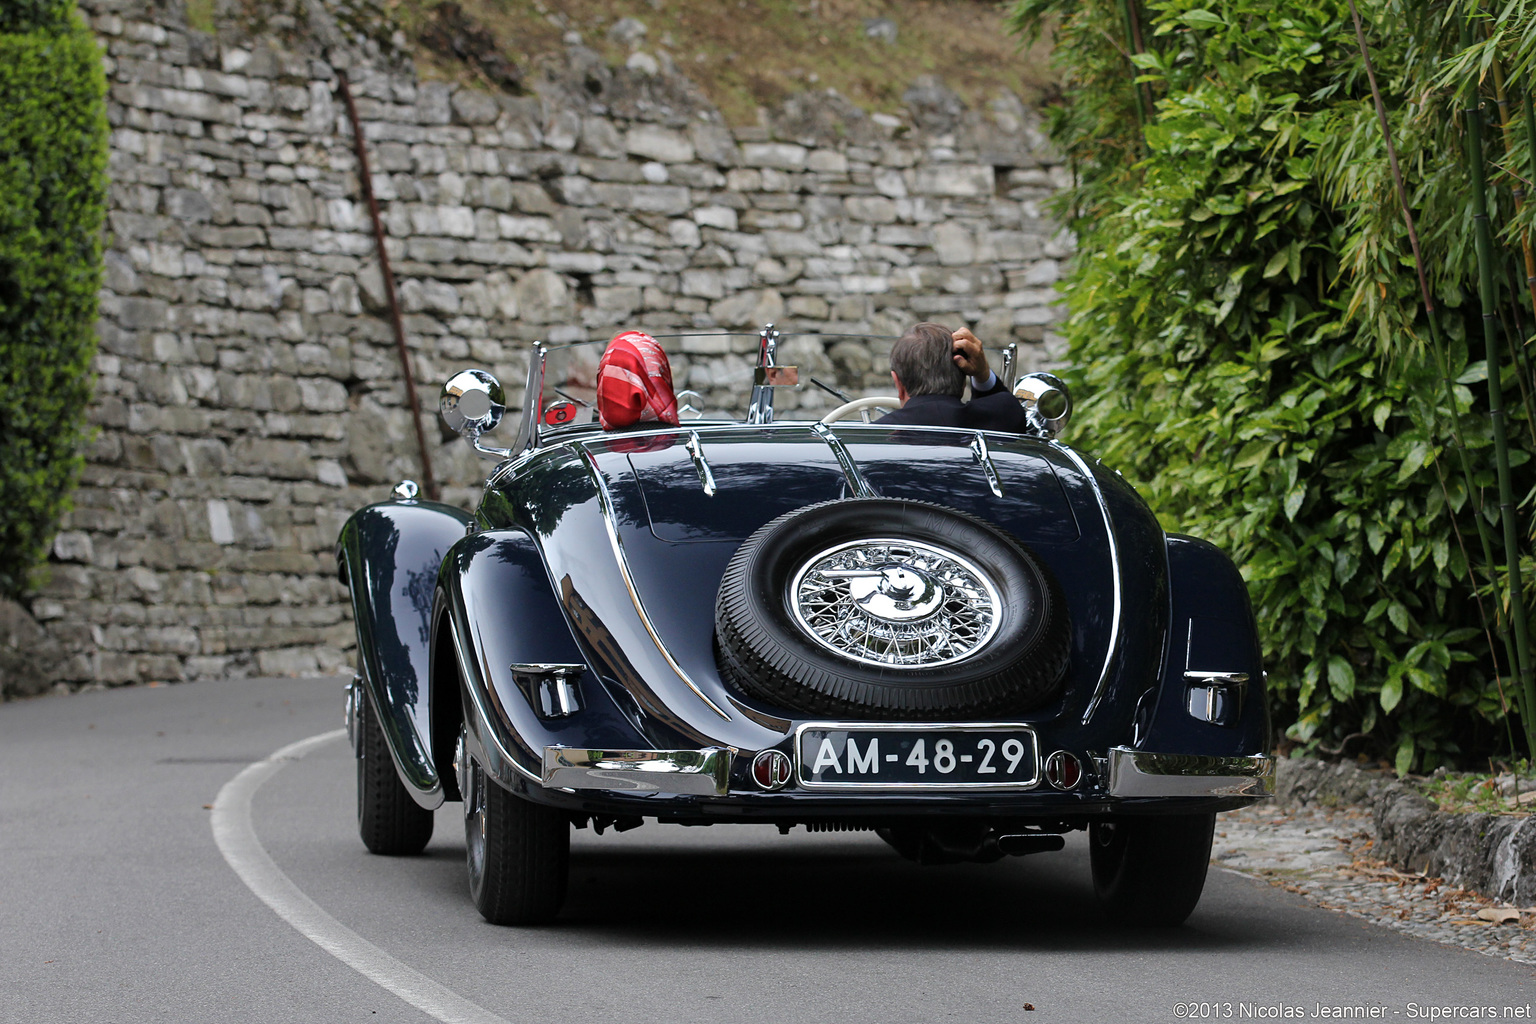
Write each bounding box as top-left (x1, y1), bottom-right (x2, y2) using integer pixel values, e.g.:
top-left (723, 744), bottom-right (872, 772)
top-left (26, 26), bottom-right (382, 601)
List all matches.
top-left (1460, 15), bottom-right (1536, 752)
top-left (1115, 0), bottom-right (1149, 142)
top-left (1522, 82), bottom-right (1536, 434)
top-left (1500, 273), bottom-right (1536, 451)
top-left (1348, 0), bottom-right (1525, 750)
top-left (1122, 0), bottom-right (1155, 129)
top-left (1490, 58), bottom-right (1536, 317)
top-left (1432, 456), bottom-right (1519, 757)
top-left (1483, 57), bottom-right (1536, 448)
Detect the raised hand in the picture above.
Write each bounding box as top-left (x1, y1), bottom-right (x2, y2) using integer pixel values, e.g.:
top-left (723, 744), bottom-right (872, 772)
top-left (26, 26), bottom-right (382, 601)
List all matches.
top-left (951, 326), bottom-right (990, 381)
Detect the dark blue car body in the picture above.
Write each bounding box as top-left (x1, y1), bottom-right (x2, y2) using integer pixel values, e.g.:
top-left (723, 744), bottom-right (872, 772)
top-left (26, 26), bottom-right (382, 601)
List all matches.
top-left (338, 418), bottom-right (1273, 827)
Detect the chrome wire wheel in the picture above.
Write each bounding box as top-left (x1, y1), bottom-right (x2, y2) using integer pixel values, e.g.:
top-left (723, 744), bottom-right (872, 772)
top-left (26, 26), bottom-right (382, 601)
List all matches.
top-left (459, 728), bottom-right (487, 892)
top-left (789, 538), bottom-right (1002, 668)
top-left (457, 724), bottom-right (570, 925)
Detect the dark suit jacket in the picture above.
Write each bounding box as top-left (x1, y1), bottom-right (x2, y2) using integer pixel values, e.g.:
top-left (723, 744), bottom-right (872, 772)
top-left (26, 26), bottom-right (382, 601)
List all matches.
top-left (876, 378), bottom-right (1029, 433)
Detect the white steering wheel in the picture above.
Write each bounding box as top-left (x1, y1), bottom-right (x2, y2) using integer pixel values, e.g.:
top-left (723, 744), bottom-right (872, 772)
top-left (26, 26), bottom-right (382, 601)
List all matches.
top-left (820, 395), bottom-right (900, 424)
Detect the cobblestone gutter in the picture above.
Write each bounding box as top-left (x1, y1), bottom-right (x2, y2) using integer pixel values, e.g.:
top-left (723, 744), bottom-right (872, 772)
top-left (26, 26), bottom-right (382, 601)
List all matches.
top-left (1213, 759), bottom-right (1536, 962)
top-left (1278, 758), bottom-right (1536, 905)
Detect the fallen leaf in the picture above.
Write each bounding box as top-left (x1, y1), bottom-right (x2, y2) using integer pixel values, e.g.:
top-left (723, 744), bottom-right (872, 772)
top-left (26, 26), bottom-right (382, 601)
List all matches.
top-left (1023, 1005), bottom-right (1036, 1012)
top-left (1476, 907), bottom-right (1521, 924)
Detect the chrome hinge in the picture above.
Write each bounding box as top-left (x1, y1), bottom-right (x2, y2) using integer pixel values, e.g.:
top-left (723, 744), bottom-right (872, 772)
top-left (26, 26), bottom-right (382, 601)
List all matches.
top-left (1184, 671), bottom-right (1248, 726)
top-left (511, 663), bottom-right (585, 718)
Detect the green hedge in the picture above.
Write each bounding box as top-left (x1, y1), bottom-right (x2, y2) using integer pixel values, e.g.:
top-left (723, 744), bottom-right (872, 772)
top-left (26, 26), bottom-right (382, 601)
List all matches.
top-left (1008, 0), bottom-right (1531, 771)
top-left (0, 0), bottom-right (76, 34)
top-left (0, 15), bottom-right (108, 599)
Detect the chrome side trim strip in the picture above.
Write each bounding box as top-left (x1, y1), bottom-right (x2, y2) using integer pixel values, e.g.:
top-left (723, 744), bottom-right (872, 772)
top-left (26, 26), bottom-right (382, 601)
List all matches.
top-left (1184, 671), bottom-right (1250, 684)
top-left (576, 444), bottom-right (734, 722)
top-left (448, 614), bottom-right (543, 784)
top-left (509, 662), bottom-right (586, 675)
top-left (483, 447), bottom-right (540, 491)
top-left (1107, 746), bottom-right (1275, 798)
top-left (354, 662), bottom-right (443, 806)
top-left (812, 422), bottom-right (877, 498)
top-left (969, 431), bottom-right (1004, 498)
top-left (542, 746), bottom-right (730, 796)
top-left (684, 430), bottom-right (716, 496)
top-left (1052, 441), bottom-right (1123, 725)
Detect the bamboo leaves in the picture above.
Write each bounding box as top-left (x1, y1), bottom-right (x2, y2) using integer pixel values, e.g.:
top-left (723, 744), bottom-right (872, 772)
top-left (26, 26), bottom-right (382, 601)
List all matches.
top-left (1010, 0), bottom-right (1536, 772)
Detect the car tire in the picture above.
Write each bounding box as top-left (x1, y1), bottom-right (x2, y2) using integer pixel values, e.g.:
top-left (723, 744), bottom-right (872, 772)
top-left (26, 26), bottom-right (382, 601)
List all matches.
top-left (1090, 813), bottom-right (1215, 926)
top-left (715, 498), bottom-right (1070, 719)
top-left (462, 731), bottom-right (569, 926)
top-left (355, 687), bottom-right (434, 856)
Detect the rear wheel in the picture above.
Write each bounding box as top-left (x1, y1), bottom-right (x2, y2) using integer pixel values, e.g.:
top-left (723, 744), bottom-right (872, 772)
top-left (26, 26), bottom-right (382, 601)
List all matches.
top-left (355, 688), bottom-right (434, 855)
top-left (461, 728), bottom-right (570, 925)
top-left (1090, 813), bottom-right (1215, 926)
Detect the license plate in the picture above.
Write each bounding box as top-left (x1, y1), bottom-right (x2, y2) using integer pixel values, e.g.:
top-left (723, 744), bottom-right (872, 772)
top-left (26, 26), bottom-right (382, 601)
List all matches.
top-left (795, 723), bottom-right (1040, 789)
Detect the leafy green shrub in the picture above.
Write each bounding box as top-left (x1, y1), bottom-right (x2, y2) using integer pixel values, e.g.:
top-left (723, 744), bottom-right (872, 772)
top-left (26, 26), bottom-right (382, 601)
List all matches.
top-left (0, 0), bottom-right (76, 34)
top-left (1009, 0), bottom-right (1531, 771)
top-left (0, 14), bottom-right (108, 599)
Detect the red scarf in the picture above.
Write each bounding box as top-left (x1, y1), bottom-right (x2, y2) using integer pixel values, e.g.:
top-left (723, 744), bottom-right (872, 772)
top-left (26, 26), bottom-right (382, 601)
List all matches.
top-left (596, 330), bottom-right (680, 430)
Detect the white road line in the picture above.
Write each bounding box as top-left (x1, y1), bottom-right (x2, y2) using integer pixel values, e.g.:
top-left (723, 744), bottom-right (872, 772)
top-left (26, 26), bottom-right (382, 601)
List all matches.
top-left (211, 729), bottom-right (510, 1024)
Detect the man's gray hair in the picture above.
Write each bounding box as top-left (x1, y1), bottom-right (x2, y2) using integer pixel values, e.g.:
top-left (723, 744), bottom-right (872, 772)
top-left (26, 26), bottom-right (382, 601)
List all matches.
top-left (890, 322), bottom-right (965, 398)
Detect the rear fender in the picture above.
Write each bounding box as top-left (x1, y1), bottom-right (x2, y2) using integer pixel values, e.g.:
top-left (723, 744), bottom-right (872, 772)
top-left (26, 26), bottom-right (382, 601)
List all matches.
top-left (1136, 534), bottom-right (1269, 757)
top-left (336, 500), bottom-right (473, 808)
top-left (435, 528), bottom-right (654, 794)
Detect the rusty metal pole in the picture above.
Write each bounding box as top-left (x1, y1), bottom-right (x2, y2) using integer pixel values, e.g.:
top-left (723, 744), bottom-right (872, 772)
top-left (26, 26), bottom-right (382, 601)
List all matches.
top-left (336, 69), bottom-right (440, 502)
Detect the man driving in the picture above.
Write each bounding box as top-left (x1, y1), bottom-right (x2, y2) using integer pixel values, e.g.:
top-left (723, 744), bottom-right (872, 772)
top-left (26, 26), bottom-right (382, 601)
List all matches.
top-left (876, 322), bottom-right (1028, 433)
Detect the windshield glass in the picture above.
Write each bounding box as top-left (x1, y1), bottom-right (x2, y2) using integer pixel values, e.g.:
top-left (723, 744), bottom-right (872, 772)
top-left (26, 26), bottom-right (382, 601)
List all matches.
top-left (533, 331), bottom-right (897, 426)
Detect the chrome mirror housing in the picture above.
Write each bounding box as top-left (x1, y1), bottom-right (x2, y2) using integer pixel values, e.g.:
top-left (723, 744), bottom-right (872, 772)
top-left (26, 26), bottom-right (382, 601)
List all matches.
top-left (1012, 372), bottom-right (1072, 438)
top-left (442, 369), bottom-right (515, 460)
top-left (441, 369), bottom-right (505, 439)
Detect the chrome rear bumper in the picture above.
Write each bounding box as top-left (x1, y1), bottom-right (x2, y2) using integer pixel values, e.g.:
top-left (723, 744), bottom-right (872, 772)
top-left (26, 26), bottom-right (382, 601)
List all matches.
top-left (1107, 746), bottom-right (1275, 798)
top-left (538, 744), bottom-right (1274, 801)
top-left (542, 746), bottom-right (730, 796)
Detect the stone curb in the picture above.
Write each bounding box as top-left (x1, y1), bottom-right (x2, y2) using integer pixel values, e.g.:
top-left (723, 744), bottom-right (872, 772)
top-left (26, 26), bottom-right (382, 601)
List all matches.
top-left (1275, 758), bottom-right (1536, 904)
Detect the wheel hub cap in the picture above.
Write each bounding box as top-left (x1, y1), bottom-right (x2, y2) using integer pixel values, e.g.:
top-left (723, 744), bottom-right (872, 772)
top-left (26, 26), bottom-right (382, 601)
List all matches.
top-left (789, 539), bottom-right (1001, 667)
top-left (849, 565), bottom-right (944, 621)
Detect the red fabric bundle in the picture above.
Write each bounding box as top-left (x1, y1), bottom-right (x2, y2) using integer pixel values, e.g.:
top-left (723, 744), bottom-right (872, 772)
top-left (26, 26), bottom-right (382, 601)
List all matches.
top-left (596, 330), bottom-right (680, 430)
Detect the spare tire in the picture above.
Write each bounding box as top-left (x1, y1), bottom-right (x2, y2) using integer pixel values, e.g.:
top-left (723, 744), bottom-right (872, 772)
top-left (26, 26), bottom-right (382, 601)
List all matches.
top-left (714, 498), bottom-right (1070, 719)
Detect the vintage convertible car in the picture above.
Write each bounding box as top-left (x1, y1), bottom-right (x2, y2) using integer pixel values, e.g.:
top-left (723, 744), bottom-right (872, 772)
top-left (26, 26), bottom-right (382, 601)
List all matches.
top-left (337, 326), bottom-right (1274, 928)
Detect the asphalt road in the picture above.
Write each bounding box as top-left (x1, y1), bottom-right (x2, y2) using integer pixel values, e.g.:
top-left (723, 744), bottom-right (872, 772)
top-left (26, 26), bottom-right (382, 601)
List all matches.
top-left (5, 676), bottom-right (1535, 1024)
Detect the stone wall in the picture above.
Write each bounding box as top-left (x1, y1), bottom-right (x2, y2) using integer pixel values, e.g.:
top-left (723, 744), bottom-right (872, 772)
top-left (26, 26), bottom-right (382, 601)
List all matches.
top-left (8, 0), bottom-right (1070, 696)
